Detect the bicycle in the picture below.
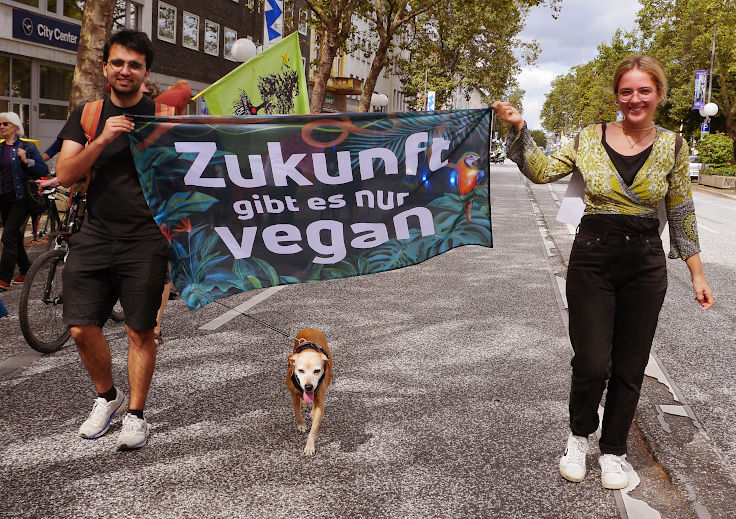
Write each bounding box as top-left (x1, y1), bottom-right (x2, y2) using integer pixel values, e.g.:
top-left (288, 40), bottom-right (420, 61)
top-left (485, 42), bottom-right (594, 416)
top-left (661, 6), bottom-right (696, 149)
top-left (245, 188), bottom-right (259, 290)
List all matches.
top-left (18, 188), bottom-right (124, 354)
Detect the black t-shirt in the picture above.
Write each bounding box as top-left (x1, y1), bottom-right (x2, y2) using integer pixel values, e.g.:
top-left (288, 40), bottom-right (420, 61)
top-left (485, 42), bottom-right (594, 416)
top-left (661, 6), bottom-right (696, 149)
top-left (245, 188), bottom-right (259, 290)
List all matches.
top-left (59, 96), bottom-right (162, 240)
top-left (601, 122), bottom-right (653, 187)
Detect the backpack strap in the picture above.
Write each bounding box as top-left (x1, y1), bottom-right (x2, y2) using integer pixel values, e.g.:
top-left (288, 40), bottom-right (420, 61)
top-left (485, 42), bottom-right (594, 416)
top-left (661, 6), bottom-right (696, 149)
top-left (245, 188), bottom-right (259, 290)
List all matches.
top-left (675, 134), bottom-right (683, 159)
top-left (72, 99), bottom-right (105, 196)
top-left (574, 132), bottom-right (580, 152)
top-left (80, 99), bottom-right (104, 143)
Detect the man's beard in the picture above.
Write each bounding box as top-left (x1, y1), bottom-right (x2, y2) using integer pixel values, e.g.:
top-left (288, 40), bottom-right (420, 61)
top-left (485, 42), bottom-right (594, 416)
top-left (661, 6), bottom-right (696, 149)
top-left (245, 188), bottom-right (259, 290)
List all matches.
top-left (110, 79), bottom-right (143, 96)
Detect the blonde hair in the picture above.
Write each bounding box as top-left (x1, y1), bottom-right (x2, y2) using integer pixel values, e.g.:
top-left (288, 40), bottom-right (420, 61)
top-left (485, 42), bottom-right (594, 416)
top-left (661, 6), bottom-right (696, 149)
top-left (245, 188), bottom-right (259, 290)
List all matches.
top-left (612, 55), bottom-right (668, 100)
top-left (0, 111), bottom-right (24, 136)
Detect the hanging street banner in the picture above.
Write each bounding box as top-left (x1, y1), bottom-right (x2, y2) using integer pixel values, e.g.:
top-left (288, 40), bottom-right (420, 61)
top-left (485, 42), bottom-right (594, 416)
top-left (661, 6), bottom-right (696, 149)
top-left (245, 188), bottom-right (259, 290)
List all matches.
top-left (264, 0), bottom-right (284, 47)
top-left (693, 70), bottom-right (707, 110)
top-left (194, 32), bottom-right (308, 116)
top-left (129, 108), bottom-right (492, 310)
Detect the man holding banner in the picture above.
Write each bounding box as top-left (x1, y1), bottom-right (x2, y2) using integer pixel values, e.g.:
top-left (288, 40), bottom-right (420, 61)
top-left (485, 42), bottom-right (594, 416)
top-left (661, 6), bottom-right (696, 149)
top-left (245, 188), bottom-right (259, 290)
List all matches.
top-left (55, 30), bottom-right (170, 451)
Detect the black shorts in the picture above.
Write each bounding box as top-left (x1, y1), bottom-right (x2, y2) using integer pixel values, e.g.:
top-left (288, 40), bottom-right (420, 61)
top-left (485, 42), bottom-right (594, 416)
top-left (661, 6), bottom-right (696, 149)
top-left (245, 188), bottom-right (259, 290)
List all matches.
top-left (63, 232), bottom-right (169, 330)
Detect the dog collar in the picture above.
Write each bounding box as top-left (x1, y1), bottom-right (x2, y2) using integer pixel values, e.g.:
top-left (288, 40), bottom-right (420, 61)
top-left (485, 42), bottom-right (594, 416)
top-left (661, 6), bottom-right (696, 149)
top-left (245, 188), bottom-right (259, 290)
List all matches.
top-left (294, 341), bottom-right (330, 359)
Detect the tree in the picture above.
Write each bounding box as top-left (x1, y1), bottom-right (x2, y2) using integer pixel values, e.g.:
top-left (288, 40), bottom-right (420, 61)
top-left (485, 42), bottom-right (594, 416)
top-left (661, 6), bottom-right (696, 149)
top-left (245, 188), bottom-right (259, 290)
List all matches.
top-left (69, 0), bottom-right (117, 111)
top-left (397, 0), bottom-right (558, 109)
top-left (541, 32), bottom-right (642, 136)
top-left (356, 0), bottom-right (433, 112)
top-left (530, 129), bottom-right (547, 149)
top-left (304, 0), bottom-right (366, 113)
top-left (637, 0), bottom-right (736, 143)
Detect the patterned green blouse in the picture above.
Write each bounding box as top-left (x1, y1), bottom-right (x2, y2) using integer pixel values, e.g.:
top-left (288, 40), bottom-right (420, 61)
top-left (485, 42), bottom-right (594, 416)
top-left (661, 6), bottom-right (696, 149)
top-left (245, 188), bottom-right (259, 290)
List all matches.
top-left (506, 124), bottom-right (700, 260)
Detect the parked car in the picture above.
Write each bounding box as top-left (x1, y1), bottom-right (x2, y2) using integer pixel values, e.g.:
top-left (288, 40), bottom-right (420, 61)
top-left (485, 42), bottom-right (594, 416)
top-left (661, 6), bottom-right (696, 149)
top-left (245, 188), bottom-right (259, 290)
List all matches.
top-left (688, 155), bottom-right (704, 180)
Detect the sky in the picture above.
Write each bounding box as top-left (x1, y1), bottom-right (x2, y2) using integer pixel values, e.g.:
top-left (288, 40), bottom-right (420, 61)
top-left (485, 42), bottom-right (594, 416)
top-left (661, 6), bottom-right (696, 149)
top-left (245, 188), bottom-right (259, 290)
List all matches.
top-left (516, 0), bottom-right (642, 131)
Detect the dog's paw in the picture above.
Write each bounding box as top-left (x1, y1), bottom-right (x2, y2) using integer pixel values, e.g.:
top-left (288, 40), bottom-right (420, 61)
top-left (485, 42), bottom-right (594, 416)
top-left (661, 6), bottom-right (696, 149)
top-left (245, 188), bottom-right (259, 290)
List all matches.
top-left (303, 442), bottom-right (316, 456)
top-left (297, 422), bottom-right (307, 433)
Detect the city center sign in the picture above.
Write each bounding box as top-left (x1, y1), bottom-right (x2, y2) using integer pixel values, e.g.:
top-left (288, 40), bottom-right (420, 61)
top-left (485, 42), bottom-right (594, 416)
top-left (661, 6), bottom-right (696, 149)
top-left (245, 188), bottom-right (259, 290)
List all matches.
top-left (12, 8), bottom-right (80, 52)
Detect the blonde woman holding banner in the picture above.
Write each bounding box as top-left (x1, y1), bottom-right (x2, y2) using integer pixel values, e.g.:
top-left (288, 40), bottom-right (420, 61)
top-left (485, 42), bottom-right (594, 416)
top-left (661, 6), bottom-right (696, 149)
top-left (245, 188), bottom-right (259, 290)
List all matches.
top-left (493, 55), bottom-right (713, 489)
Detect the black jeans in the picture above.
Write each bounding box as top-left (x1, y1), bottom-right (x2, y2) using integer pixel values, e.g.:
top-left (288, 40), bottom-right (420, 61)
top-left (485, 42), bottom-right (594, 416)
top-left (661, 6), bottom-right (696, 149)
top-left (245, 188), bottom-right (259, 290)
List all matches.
top-left (566, 225), bottom-right (667, 455)
top-left (0, 193), bottom-right (31, 284)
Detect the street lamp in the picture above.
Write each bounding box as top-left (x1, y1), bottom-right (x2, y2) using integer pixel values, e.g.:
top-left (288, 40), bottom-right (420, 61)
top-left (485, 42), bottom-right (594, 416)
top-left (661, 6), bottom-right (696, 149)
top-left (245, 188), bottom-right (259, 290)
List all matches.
top-left (699, 22), bottom-right (718, 134)
top-left (231, 38), bottom-right (258, 62)
top-left (371, 93), bottom-right (389, 112)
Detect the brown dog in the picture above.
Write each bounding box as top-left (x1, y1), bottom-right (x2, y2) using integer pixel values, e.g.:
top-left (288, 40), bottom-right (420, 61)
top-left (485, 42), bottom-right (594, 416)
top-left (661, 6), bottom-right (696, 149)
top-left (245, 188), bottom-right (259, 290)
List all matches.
top-left (286, 329), bottom-right (333, 456)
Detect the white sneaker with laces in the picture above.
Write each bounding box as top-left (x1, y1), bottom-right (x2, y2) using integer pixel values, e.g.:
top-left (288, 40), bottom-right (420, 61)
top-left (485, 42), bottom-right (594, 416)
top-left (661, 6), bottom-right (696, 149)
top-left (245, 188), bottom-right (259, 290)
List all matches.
top-left (78, 391), bottom-right (127, 439)
top-left (599, 453), bottom-right (630, 489)
top-left (559, 433), bottom-right (588, 482)
top-left (116, 413), bottom-right (149, 451)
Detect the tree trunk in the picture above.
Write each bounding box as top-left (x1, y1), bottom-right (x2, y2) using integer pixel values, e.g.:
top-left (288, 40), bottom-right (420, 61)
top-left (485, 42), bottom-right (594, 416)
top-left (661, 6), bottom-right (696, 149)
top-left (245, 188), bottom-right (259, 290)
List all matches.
top-left (69, 0), bottom-right (117, 111)
top-left (358, 47), bottom-right (388, 111)
top-left (310, 33), bottom-right (340, 113)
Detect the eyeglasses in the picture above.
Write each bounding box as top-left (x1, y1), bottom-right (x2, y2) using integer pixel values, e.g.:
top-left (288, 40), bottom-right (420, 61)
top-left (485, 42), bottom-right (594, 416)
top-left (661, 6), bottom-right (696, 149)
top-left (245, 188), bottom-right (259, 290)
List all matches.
top-left (0, 121), bottom-right (11, 127)
top-left (618, 87), bottom-right (656, 103)
top-left (106, 59), bottom-right (146, 72)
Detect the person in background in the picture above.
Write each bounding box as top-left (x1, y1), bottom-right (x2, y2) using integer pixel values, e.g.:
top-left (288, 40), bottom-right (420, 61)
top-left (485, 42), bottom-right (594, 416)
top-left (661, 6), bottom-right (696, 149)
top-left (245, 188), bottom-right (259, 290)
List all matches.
top-left (493, 55), bottom-right (713, 490)
top-left (42, 137), bottom-right (63, 162)
top-left (0, 112), bottom-right (49, 291)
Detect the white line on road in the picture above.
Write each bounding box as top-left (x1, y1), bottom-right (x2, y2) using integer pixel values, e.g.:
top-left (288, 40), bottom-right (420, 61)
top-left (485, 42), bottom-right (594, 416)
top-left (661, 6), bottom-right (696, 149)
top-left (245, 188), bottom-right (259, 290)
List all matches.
top-left (0, 350), bottom-right (43, 378)
top-left (199, 285), bottom-right (286, 331)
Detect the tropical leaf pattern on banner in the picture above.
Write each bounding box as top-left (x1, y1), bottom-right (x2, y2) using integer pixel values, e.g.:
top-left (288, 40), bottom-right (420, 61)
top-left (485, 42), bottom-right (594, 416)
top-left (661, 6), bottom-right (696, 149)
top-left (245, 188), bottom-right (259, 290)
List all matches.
top-left (129, 109), bottom-right (493, 310)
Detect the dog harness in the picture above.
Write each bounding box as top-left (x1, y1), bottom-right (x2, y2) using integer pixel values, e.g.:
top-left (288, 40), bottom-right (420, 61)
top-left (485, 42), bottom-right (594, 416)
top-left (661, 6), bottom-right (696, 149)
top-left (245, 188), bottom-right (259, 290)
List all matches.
top-left (290, 342), bottom-right (329, 394)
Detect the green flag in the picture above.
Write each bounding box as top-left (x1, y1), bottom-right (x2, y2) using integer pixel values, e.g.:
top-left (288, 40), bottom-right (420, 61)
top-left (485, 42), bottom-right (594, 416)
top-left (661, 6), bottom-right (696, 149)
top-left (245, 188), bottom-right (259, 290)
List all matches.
top-left (198, 32), bottom-right (309, 116)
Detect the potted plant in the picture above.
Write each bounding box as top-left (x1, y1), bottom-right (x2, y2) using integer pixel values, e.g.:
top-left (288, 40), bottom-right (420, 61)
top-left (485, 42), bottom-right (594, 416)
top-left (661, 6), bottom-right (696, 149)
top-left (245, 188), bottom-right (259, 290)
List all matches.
top-left (697, 133), bottom-right (736, 189)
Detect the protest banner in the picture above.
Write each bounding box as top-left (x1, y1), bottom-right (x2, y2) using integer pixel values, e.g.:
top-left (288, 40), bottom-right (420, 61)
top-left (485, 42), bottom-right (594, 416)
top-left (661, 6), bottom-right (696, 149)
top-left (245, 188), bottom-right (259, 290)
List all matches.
top-left (129, 108), bottom-right (492, 309)
top-left (194, 32), bottom-right (309, 116)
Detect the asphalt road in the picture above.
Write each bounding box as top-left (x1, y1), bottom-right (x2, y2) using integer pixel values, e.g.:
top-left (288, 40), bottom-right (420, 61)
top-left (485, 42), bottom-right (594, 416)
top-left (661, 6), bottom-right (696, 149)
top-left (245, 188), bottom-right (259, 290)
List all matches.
top-left (1, 163), bottom-right (734, 518)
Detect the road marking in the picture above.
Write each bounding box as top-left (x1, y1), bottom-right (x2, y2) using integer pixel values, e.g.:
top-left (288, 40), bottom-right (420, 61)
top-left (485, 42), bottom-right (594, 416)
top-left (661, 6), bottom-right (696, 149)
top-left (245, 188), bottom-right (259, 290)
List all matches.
top-left (555, 275), bottom-right (568, 309)
top-left (198, 285), bottom-right (286, 331)
top-left (0, 350), bottom-right (44, 378)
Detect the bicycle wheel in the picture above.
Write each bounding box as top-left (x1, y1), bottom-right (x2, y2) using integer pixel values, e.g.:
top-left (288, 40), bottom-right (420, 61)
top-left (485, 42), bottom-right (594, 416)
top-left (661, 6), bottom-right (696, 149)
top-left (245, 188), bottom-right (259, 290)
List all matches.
top-left (19, 249), bottom-right (70, 353)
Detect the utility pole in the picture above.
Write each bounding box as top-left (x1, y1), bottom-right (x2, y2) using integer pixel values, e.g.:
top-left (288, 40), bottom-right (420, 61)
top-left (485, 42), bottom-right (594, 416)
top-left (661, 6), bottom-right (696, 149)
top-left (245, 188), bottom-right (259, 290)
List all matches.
top-left (423, 68), bottom-right (428, 110)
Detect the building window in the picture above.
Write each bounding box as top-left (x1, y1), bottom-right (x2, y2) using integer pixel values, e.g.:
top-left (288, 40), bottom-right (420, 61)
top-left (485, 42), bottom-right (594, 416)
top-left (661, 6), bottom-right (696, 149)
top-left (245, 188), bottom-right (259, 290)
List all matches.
top-left (298, 10), bottom-right (308, 36)
top-left (113, 1), bottom-right (142, 31)
top-left (0, 56), bottom-right (32, 136)
top-left (224, 28), bottom-right (237, 61)
top-left (157, 2), bottom-right (177, 44)
top-left (204, 20), bottom-right (220, 56)
top-left (182, 12), bottom-right (200, 50)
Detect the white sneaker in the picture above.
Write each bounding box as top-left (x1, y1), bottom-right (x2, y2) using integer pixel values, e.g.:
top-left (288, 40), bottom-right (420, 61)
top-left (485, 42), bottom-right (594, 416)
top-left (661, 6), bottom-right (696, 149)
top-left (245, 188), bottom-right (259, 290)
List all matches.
top-left (116, 413), bottom-right (149, 451)
top-left (559, 433), bottom-right (588, 482)
top-left (599, 453), bottom-right (630, 489)
top-left (78, 391), bottom-right (127, 439)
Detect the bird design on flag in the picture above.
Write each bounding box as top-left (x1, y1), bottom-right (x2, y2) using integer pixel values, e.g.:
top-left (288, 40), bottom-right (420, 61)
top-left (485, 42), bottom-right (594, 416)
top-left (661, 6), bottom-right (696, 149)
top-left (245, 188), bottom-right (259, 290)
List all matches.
top-left (457, 151), bottom-right (484, 221)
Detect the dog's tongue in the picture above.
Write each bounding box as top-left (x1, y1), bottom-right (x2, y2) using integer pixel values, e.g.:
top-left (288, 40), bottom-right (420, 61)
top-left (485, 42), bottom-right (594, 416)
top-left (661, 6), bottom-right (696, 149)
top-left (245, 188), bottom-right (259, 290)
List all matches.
top-left (303, 390), bottom-right (315, 403)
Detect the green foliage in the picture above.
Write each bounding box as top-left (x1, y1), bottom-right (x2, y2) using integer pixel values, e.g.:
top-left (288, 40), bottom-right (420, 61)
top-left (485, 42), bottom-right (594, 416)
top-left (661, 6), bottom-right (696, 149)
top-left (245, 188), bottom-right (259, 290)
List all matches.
top-left (696, 132), bottom-right (735, 167)
top-left (541, 0), bottom-right (736, 150)
top-left (530, 129), bottom-right (547, 148)
top-left (541, 31), bottom-right (639, 135)
top-left (637, 0), bottom-right (736, 142)
top-left (705, 165), bottom-right (736, 177)
top-left (397, 0), bottom-right (559, 109)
